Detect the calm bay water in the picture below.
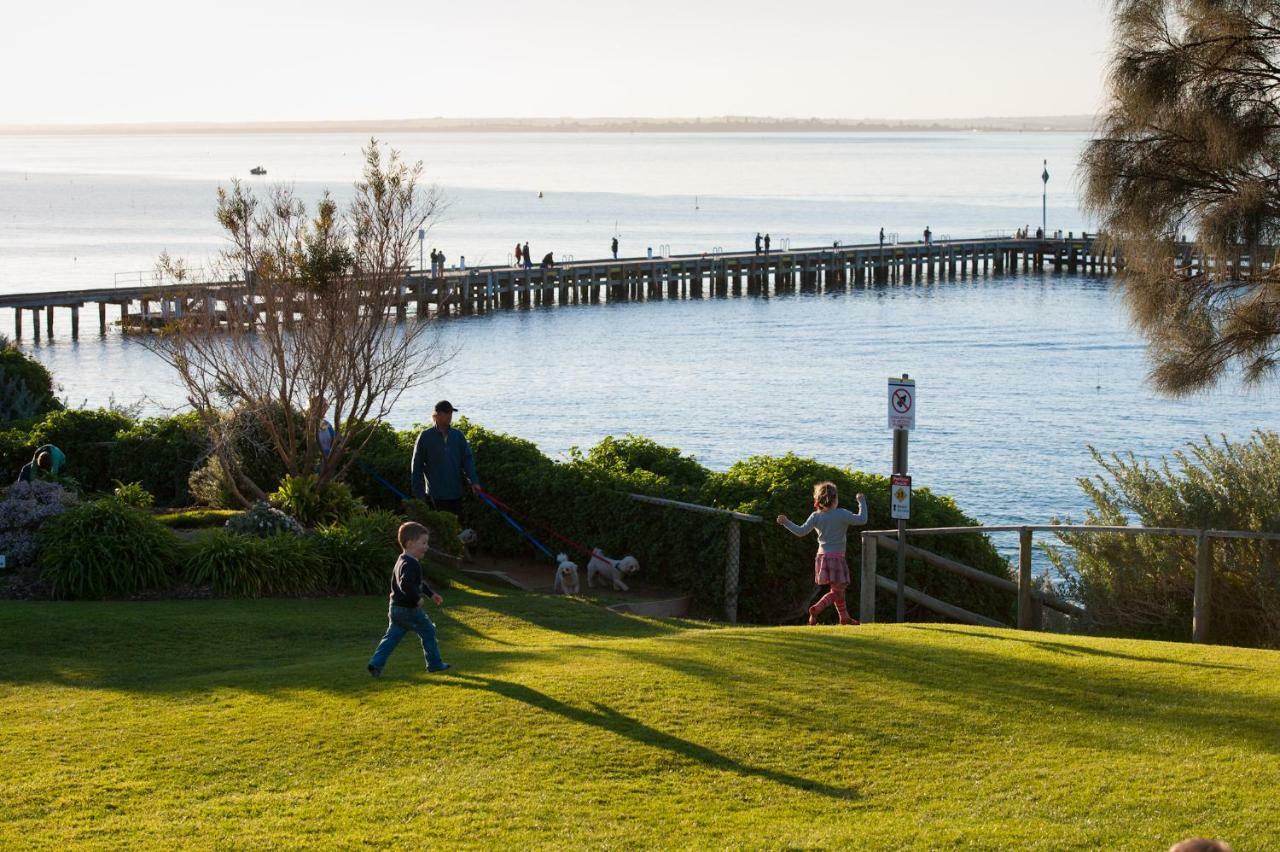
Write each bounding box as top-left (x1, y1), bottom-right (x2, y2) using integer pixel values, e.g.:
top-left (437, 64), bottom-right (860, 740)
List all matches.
top-left (0, 132), bottom-right (1265, 564)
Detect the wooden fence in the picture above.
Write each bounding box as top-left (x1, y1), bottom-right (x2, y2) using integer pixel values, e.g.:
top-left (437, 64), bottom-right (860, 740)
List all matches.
top-left (860, 524), bottom-right (1280, 643)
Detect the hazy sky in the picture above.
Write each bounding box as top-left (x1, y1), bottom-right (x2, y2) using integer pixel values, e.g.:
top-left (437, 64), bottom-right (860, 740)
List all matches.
top-left (2, 0), bottom-right (1111, 125)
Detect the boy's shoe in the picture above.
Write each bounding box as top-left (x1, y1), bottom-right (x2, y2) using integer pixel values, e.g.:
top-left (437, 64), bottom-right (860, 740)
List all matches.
top-left (427, 663), bottom-right (452, 673)
top-left (367, 664), bottom-right (382, 678)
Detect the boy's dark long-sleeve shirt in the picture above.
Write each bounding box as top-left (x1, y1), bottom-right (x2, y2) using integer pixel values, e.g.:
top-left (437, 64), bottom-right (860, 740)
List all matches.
top-left (389, 554), bottom-right (436, 608)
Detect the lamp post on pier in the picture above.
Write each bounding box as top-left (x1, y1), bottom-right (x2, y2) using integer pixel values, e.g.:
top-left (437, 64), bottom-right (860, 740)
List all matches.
top-left (1041, 160), bottom-right (1049, 238)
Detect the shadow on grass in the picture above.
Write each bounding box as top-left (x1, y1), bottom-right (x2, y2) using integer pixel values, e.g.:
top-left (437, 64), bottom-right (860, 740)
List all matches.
top-left (904, 625), bottom-right (1249, 671)
top-left (441, 672), bottom-right (859, 801)
top-left (0, 587), bottom-right (706, 694)
top-left (618, 628), bottom-right (1280, 757)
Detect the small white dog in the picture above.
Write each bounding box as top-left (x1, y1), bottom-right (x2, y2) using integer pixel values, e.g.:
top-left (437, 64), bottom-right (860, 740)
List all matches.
top-left (586, 548), bottom-right (640, 591)
top-left (553, 553), bottom-right (580, 595)
top-left (458, 529), bottom-right (478, 547)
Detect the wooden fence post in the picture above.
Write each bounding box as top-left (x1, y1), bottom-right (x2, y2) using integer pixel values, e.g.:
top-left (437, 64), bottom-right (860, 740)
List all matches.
top-left (724, 519), bottom-right (740, 624)
top-left (860, 533), bottom-right (877, 623)
top-left (1017, 527), bottom-right (1035, 630)
top-left (1193, 531), bottom-right (1212, 644)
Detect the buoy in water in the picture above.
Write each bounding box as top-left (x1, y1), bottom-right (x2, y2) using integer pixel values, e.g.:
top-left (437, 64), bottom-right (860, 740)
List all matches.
top-left (538, 191), bottom-right (544, 199)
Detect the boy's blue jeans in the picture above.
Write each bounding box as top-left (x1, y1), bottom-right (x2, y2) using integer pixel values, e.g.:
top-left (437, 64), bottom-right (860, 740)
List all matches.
top-left (369, 605), bottom-right (445, 671)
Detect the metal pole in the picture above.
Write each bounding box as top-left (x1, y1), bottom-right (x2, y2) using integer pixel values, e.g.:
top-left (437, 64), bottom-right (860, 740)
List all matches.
top-left (1041, 160), bottom-right (1049, 237)
top-left (1193, 531), bottom-right (1212, 643)
top-left (893, 427), bottom-right (909, 622)
top-left (724, 519), bottom-right (741, 624)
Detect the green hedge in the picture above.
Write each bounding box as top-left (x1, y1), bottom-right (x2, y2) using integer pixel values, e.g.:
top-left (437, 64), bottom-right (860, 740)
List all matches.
top-left (2, 410), bottom-right (206, 506)
top-left (388, 423), bottom-right (1012, 625)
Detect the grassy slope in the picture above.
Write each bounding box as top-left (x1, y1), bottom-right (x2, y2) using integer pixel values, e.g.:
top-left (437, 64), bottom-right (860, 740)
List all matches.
top-left (1, 584), bottom-right (1277, 850)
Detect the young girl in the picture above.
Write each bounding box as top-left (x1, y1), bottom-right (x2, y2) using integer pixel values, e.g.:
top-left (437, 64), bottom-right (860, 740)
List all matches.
top-left (777, 481), bottom-right (868, 625)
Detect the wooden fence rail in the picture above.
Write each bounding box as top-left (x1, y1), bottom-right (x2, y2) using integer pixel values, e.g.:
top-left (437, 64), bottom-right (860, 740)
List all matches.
top-left (860, 524), bottom-right (1280, 643)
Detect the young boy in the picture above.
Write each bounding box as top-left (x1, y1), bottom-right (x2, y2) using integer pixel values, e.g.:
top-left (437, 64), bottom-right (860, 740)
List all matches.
top-left (367, 522), bottom-right (451, 677)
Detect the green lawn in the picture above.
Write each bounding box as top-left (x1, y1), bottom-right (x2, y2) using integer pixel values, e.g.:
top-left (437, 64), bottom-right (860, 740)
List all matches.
top-left (1, 583), bottom-right (1276, 850)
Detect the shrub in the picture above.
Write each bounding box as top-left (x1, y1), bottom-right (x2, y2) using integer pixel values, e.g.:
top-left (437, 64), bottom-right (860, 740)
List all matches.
top-left (314, 510), bottom-right (403, 593)
top-left (344, 421), bottom-right (415, 510)
top-left (0, 427), bottom-right (33, 483)
top-left (27, 408), bottom-right (135, 493)
top-left (183, 530), bottom-right (324, 597)
top-left (188, 456), bottom-right (238, 509)
top-left (1050, 432), bottom-right (1280, 648)
top-left (37, 498), bottom-right (179, 599)
top-left (112, 481), bottom-right (155, 509)
top-left (186, 405), bottom-right (297, 507)
top-left (270, 474), bottom-right (364, 527)
top-left (0, 480), bottom-right (77, 575)
top-left (110, 413), bottom-right (207, 506)
top-left (403, 500), bottom-right (464, 557)
top-left (0, 339), bottom-right (61, 424)
top-left (572, 434), bottom-right (709, 498)
top-left (225, 501), bottom-right (305, 538)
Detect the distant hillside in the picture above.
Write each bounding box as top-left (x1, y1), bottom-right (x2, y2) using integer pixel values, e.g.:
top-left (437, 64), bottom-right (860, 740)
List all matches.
top-left (0, 114), bottom-right (1098, 135)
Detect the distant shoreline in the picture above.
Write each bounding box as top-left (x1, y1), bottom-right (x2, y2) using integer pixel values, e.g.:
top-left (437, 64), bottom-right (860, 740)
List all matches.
top-left (0, 115), bottom-right (1097, 136)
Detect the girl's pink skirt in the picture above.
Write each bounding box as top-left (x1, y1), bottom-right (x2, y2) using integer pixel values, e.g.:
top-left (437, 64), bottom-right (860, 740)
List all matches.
top-left (814, 551), bottom-right (851, 586)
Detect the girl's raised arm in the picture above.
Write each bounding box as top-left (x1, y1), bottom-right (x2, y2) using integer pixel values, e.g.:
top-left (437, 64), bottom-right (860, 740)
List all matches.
top-left (777, 513), bottom-right (817, 537)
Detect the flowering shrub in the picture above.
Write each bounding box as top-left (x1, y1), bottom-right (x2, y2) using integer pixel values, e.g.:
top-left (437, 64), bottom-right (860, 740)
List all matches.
top-left (225, 501), bottom-right (305, 537)
top-left (0, 480), bottom-right (77, 574)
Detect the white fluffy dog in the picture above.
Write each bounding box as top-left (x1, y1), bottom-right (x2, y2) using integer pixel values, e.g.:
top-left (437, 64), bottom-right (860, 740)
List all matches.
top-left (458, 528), bottom-right (478, 547)
top-left (553, 553), bottom-right (580, 595)
top-left (586, 548), bottom-right (640, 591)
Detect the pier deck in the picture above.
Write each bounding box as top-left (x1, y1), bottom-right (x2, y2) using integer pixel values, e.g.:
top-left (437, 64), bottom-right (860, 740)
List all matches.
top-left (1, 235), bottom-right (1115, 341)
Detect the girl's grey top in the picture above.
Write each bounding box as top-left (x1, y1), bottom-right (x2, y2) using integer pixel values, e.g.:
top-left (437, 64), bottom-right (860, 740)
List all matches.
top-left (781, 501), bottom-right (868, 554)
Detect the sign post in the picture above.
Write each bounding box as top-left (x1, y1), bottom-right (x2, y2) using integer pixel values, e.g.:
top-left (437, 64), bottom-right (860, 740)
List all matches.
top-left (887, 375), bottom-right (916, 622)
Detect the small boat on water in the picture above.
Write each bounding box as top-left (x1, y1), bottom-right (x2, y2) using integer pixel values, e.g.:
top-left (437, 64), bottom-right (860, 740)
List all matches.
top-left (250, 166), bottom-right (267, 176)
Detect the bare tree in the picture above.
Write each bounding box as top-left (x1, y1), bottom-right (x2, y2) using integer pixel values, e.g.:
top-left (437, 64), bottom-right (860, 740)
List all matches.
top-left (149, 140), bottom-right (449, 505)
top-left (1082, 0), bottom-right (1280, 394)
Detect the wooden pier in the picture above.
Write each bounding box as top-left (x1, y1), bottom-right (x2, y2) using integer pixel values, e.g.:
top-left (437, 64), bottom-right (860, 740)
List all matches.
top-left (0, 235), bottom-right (1118, 342)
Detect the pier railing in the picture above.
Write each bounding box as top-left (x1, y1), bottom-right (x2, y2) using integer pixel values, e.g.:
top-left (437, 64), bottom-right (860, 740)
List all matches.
top-left (859, 524), bottom-right (1280, 643)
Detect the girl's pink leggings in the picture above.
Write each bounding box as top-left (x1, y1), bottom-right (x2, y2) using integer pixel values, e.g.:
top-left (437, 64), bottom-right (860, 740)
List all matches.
top-left (811, 582), bottom-right (851, 621)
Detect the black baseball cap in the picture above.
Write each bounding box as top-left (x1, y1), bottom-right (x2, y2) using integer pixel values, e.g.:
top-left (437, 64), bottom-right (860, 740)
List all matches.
top-left (434, 400), bottom-right (460, 413)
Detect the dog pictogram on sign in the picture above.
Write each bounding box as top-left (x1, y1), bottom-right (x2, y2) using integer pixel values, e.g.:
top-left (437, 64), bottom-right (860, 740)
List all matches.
top-left (887, 377), bottom-right (916, 430)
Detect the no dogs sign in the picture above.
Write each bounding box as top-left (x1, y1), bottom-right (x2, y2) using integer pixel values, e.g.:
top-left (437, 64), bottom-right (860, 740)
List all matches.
top-left (887, 377), bottom-right (916, 430)
top-left (891, 474), bottom-right (912, 520)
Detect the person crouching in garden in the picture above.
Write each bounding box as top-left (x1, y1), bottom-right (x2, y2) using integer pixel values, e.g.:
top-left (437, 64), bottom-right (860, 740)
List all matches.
top-left (777, 481), bottom-right (867, 625)
top-left (368, 522), bottom-right (451, 678)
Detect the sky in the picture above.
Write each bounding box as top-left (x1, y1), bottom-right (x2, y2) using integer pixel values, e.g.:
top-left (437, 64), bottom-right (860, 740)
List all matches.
top-left (0, 0), bottom-right (1112, 125)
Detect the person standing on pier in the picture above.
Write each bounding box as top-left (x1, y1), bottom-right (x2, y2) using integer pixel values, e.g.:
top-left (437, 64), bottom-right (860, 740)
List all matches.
top-left (611, 236), bottom-right (618, 259)
top-left (879, 227), bottom-right (885, 248)
top-left (924, 226), bottom-right (932, 246)
top-left (515, 243), bottom-right (522, 267)
top-left (410, 401), bottom-right (481, 518)
top-left (755, 233), bottom-right (762, 254)
top-left (523, 242), bottom-right (532, 270)
top-left (764, 233), bottom-right (771, 254)
top-left (429, 248), bottom-right (438, 276)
